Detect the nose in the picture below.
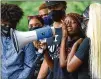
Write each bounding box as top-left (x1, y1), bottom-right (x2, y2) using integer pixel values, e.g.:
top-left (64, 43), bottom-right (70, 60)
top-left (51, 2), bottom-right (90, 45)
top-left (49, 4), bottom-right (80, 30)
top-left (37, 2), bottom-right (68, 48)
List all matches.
top-left (67, 22), bottom-right (72, 27)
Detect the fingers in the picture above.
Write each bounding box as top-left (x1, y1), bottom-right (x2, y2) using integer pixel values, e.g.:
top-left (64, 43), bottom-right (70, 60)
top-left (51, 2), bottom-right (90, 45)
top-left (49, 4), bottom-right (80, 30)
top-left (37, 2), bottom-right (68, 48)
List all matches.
top-left (33, 41), bottom-right (41, 49)
top-left (61, 20), bottom-right (66, 26)
top-left (61, 20), bottom-right (68, 30)
top-left (39, 43), bottom-right (47, 50)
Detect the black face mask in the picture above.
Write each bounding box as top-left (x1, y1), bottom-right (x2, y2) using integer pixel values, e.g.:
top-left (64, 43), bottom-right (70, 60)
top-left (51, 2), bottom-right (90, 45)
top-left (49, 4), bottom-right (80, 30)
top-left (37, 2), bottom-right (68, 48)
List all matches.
top-left (1, 24), bottom-right (11, 37)
top-left (29, 26), bottom-right (41, 31)
top-left (49, 10), bottom-right (65, 22)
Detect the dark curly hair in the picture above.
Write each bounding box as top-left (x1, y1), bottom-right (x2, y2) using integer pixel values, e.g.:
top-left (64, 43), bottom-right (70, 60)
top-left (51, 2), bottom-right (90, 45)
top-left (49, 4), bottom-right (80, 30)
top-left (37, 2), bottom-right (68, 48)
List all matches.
top-left (1, 3), bottom-right (23, 29)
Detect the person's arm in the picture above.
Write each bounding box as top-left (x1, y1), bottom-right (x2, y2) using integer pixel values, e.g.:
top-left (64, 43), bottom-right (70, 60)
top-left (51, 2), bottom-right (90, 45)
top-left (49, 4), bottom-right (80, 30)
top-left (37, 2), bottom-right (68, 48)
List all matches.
top-left (67, 38), bottom-right (83, 63)
top-left (44, 48), bottom-right (54, 69)
top-left (37, 59), bottom-right (49, 79)
top-left (37, 41), bottom-right (54, 79)
top-left (60, 21), bottom-right (68, 68)
top-left (18, 43), bottom-right (37, 79)
top-left (66, 38), bottom-right (90, 72)
top-left (39, 42), bottom-right (54, 69)
top-left (60, 37), bottom-right (68, 68)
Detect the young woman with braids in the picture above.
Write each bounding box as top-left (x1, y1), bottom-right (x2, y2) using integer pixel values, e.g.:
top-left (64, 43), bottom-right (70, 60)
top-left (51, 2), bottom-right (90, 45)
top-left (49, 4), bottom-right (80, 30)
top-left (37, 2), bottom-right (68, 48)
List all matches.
top-left (61, 3), bottom-right (101, 79)
top-left (60, 13), bottom-right (90, 79)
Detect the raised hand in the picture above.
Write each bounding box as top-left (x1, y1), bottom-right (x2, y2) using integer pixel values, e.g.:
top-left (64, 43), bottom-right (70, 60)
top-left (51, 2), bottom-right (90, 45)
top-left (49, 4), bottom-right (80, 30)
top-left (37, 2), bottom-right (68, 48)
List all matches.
top-left (61, 20), bottom-right (68, 38)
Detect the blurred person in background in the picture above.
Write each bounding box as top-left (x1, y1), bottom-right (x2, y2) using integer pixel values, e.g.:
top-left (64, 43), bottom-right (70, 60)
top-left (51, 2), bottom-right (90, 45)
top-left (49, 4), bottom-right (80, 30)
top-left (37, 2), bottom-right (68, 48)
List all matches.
top-left (39, 3), bottom-right (48, 19)
top-left (86, 3), bottom-right (101, 79)
top-left (38, 3), bottom-right (53, 26)
top-left (1, 3), bottom-right (37, 79)
top-left (27, 15), bottom-right (46, 79)
top-left (37, 1), bottom-right (67, 79)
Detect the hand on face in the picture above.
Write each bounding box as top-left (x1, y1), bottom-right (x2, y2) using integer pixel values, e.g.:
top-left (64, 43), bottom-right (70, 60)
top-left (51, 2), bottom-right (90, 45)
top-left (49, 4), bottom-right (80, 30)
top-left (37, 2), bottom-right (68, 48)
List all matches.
top-left (61, 20), bottom-right (68, 38)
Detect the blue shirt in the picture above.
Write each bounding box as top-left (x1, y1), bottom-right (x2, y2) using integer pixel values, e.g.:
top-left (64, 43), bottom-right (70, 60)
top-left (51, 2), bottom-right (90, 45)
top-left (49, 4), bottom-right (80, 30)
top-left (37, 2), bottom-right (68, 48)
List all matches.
top-left (1, 35), bottom-right (37, 79)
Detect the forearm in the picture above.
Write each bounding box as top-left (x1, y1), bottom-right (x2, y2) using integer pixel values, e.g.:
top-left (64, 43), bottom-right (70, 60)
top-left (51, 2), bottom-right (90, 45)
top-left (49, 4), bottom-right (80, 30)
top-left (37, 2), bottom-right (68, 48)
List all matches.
top-left (44, 49), bottom-right (54, 69)
top-left (60, 37), bottom-right (68, 68)
top-left (66, 39), bottom-right (84, 72)
top-left (37, 59), bottom-right (48, 79)
top-left (67, 43), bottom-right (78, 64)
top-left (67, 38), bottom-right (83, 64)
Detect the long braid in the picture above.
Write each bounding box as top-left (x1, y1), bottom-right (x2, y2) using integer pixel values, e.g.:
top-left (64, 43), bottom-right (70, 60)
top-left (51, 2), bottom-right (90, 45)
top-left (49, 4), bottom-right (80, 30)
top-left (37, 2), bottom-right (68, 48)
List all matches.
top-left (66, 13), bottom-right (83, 27)
top-left (66, 13), bottom-right (85, 38)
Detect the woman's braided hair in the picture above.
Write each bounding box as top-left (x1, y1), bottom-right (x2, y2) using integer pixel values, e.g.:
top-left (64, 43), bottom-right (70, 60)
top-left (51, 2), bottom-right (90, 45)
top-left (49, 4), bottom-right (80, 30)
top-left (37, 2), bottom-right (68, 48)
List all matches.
top-left (66, 13), bottom-right (83, 27)
top-left (66, 13), bottom-right (85, 38)
top-left (1, 3), bottom-right (23, 29)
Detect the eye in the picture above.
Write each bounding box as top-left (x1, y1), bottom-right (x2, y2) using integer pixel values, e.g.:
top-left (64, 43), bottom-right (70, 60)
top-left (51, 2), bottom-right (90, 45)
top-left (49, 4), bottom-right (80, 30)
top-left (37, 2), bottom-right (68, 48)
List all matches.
top-left (72, 21), bottom-right (76, 24)
top-left (35, 23), bottom-right (41, 27)
top-left (29, 24), bottom-right (33, 28)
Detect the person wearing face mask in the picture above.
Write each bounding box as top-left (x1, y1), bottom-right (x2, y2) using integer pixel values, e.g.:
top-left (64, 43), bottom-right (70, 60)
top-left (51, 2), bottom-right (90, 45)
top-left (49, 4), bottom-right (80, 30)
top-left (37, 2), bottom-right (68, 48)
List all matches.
top-left (26, 15), bottom-right (47, 79)
top-left (37, 1), bottom-right (67, 79)
top-left (1, 3), bottom-right (53, 79)
top-left (39, 3), bottom-right (48, 19)
top-left (28, 15), bottom-right (44, 30)
top-left (1, 3), bottom-right (37, 79)
top-left (38, 3), bottom-right (53, 26)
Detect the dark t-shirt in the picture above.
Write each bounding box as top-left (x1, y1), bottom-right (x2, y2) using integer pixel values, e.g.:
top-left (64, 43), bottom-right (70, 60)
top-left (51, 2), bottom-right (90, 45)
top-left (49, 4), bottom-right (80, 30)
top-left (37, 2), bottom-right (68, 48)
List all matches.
top-left (53, 38), bottom-right (79, 79)
top-left (75, 37), bottom-right (90, 79)
top-left (47, 28), bottom-right (90, 79)
top-left (46, 27), bottom-right (62, 59)
top-left (46, 27), bottom-right (62, 79)
top-left (53, 38), bottom-right (89, 79)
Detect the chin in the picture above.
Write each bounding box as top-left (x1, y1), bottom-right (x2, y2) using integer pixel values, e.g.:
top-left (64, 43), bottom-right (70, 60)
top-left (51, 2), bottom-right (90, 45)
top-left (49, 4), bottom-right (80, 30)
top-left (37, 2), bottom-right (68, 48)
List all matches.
top-left (68, 32), bottom-right (76, 36)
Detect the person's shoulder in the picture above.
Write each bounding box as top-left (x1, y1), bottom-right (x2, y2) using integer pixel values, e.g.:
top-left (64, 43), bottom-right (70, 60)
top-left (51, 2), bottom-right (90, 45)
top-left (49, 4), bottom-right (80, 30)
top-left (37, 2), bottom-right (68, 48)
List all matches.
top-left (75, 37), bottom-right (90, 61)
top-left (82, 37), bottom-right (90, 45)
top-left (84, 37), bottom-right (90, 41)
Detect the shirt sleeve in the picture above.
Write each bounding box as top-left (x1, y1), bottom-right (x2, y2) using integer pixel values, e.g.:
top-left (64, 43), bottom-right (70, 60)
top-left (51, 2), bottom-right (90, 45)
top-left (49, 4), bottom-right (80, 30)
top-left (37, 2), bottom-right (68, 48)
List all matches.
top-left (75, 37), bottom-right (90, 61)
top-left (23, 43), bottom-right (37, 68)
top-left (18, 43), bottom-right (37, 78)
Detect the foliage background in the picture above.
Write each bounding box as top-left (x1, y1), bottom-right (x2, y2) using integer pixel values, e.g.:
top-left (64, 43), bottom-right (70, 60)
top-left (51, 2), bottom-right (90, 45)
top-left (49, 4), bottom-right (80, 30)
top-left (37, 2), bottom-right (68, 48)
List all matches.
top-left (1, 0), bottom-right (92, 31)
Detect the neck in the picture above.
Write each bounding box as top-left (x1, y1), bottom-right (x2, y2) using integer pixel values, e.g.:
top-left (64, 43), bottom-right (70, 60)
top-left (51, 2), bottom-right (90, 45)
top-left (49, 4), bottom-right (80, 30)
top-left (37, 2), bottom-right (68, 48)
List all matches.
top-left (68, 35), bottom-right (80, 41)
top-left (53, 21), bottom-right (62, 28)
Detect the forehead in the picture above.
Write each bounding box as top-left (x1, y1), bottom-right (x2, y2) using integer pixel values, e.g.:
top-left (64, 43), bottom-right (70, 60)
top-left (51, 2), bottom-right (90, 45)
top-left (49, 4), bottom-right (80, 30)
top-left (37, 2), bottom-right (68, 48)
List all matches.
top-left (65, 16), bottom-right (75, 21)
top-left (29, 18), bottom-right (41, 24)
top-left (39, 9), bottom-right (48, 14)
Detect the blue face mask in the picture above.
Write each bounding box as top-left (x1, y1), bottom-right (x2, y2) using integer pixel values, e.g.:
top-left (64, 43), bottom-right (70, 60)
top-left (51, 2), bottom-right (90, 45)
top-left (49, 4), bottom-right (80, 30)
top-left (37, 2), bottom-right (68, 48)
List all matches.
top-left (43, 16), bottom-right (53, 25)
